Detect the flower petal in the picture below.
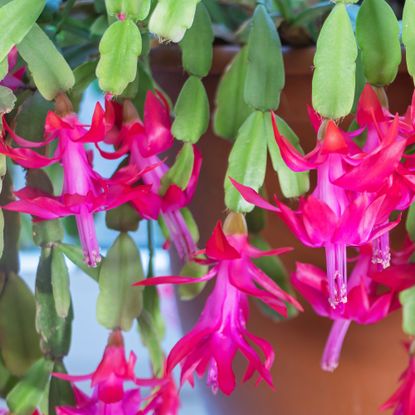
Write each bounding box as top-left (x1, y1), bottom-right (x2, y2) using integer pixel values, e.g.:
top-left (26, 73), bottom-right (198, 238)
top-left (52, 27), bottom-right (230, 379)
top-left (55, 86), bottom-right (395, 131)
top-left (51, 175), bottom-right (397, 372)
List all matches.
top-left (229, 177), bottom-right (279, 212)
top-left (205, 221), bottom-right (241, 260)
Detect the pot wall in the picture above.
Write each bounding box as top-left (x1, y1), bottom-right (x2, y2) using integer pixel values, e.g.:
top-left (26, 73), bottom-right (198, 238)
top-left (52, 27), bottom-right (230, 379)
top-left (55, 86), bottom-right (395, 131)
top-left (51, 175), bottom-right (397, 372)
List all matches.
top-left (151, 45), bottom-right (412, 415)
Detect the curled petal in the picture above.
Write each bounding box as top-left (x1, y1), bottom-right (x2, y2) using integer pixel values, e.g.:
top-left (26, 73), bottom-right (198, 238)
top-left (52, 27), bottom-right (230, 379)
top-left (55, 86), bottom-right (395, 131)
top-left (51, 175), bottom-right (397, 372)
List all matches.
top-left (4, 196), bottom-right (73, 219)
top-left (3, 117), bottom-right (54, 148)
top-left (335, 137), bottom-right (405, 192)
top-left (137, 90), bottom-right (174, 157)
top-left (356, 84), bottom-right (385, 127)
top-left (205, 221), bottom-right (241, 260)
top-left (0, 140), bottom-right (56, 168)
top-left (133, 267), bottom-right (217, 287)
top-left (245, 245), bottom-right (293, 258)
top-left (75, 103), bottom-right (106, 143)
top-left (271, 111), bottom-right (315, 171)
top-left (230, 177), bottom-right (279, 212)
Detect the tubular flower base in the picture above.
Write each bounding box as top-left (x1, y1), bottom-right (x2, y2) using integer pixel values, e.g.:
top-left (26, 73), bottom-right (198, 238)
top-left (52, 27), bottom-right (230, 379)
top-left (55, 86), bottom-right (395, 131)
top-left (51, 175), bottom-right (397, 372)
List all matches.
top-left (135, 213), bottom-right (302, 395)
top-left (292, 246), bottom-right (415, 371)
top-left (232, 109), bottom-right (406, 308)
top-left (0, 95), bottom-right (159, 266)
top-left (101, 92), bottom-right (201, 260)
top-left (382, 344), bottom-right (415, 415)
top-left (55, 330), bottom-right (176, 415)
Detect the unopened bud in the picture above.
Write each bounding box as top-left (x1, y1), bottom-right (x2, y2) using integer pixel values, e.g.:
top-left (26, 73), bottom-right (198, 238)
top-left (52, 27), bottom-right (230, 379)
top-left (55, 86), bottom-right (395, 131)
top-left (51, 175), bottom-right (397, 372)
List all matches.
top-left (373, 86), bottom-right (389, 109)
top-left (108, 329), bottom-right (124, 347)
top-left (123, 100), bottom-right (139, 124)
top-left (55, 93), bottom-right (73, 116)
top-left (223, 212), bottom-right (248, 236)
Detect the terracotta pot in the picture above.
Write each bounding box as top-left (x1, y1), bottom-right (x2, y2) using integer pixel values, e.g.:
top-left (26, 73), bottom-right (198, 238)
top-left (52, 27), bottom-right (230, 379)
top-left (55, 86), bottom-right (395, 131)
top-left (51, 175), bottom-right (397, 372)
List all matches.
top-left (151, 45), bottom-right (412, 415)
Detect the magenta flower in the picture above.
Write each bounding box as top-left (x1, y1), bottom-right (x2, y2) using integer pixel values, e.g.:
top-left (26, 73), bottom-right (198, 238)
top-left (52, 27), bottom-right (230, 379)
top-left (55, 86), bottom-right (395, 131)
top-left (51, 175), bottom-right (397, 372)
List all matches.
top-left (233, 111), bottom-right (404, 308)
top-left (382, 343), bottom-right (415, 415)
top-left (135, 215), bottom-right (302, 395)
top-left (55, 330), bottom-right (163, 415)
top-left (1, 47), bottom-right (25, 91)
top-left (292, 246), bottom-right (415, 371)
top-left (0, 96), bottom-right (159, 266)
top-left (139, 375), bottom-right (180, 415)
top-left (100, 92), bottom-right (202, 260)
top-left (336, 85), bottom-right (415, 268)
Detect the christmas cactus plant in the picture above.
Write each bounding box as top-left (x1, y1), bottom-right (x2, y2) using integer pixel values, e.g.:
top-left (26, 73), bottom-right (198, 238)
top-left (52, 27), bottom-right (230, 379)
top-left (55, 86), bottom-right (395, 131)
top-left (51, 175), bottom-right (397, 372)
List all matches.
top-left (0, 0), bottom-right (415, 414)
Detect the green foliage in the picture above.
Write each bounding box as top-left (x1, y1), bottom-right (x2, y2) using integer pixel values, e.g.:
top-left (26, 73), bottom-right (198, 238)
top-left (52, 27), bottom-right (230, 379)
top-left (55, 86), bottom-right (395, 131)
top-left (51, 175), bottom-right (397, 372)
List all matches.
top-left (51, 249), bottom-right (71, 319)
top-left (160, 143), bottom-right (195, 193)
top-left (0, 273), bottom-right (41, 376)
top-left (96, 233), bottom-right (144, 331)
top-left (96, 19), bottom-right (142, 95)
top-left (0, 173), bottom-right (19, 273)
top-left (172, 76), bottom-right (209, 143)
top-left (55, 243), bottom-right (101, 282)
top-left (149, 0), bottom-right (200, 43)
top-left (7, 358), bottom-right (52, 415)
top-left (402, 0), bottom-right (415, 81)
top-left (14, 92), bottom-right (53, 141)
top-left (17, 24), bottom-right (75, 100)
top-left (224, 111), bottom-right (268, 212)
top-left (406, 202), bottom-right (415, 242)
top-left (0, 0), bottom-right (45, 63)
top-left (244, 5), bottom-right (285, 111)
top-left (400, 286), bottom-right (415, 335)
top-left (0, 58), bottom-right (8, 81)
top-left (246, 205), bottom-right (266, 234)
top-left (214, 47), bottom-right (252, 140)
top-left (105, 0), bottom-right (151, 21)
top-left (32, 219), bottom-right (64, 247)
top-left (178, 261), bottom-right (208, 300)
top-left (48, 362), bottom-right (75, 415)
top-left (35, 247), bottom-right (73, 358)
top-left (180, 3), bottom-right (214, 77)
top-left (181, 207), bottom-right (199, 242)
top-left (68, 60), bottom-right (98, 109)
top-left (312, 3), bottom-right (357, 118)
top-left (356, 0), bottom-right (401, 86)
top-left (137, 282), bottom-right (165, 375)
top-left (106, 203), bottom-right (141, 232)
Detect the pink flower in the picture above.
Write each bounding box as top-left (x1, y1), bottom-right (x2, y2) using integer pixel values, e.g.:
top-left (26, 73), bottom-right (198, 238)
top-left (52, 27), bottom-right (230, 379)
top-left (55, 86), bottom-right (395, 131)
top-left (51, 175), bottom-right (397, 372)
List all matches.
top-left (57, 386), bottom-right (142, 415)
top-left (55, 330), bottom-right (163, 415)
top-left (135, 214), bottom-right (302, 395)
top-left (292, 246), bottom-right (415, 371)
top-left (1, 47), bottom-right (25, 91)
top-left (100, 92), bottom-right (201, 260)
top-left (337, 85), bottom-right (415, 268)
top-left (232, 111), bottom-right (403, 308)
top-left (139, 375), bottom-right (180, 415)
top-left (0, 95), bottom-right (159, 266)
top-left (382, 343), bottom-right (415, 415)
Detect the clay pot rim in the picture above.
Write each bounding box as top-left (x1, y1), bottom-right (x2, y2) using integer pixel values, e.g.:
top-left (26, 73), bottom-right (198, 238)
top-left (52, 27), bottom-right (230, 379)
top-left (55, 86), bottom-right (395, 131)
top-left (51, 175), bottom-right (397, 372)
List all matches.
top-left (150, 44), bottom-right (410, 77)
